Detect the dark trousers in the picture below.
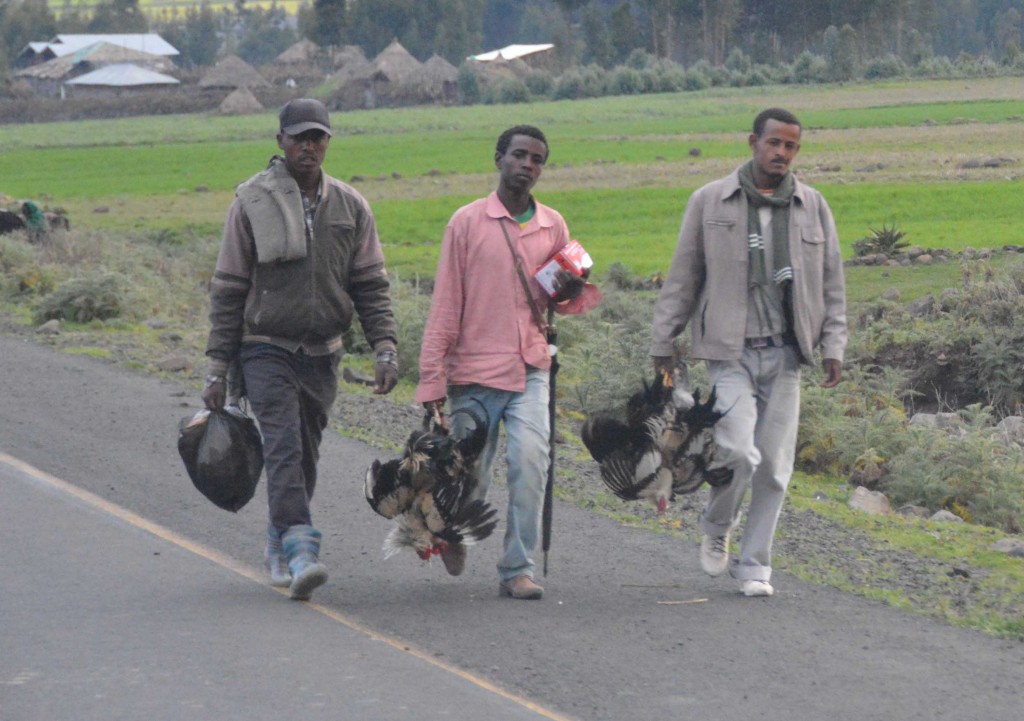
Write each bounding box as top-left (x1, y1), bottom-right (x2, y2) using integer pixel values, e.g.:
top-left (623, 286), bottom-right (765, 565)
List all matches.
top-left (239, 342), bottom-right (339, 534)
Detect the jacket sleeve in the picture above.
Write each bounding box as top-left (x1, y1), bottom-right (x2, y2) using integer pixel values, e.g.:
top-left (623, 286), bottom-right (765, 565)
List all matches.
top-left (415, 219), bottom-right (464, 403)
top-left (205, 200), bottom-right (254, 376)
top-left (348, 201), bottom-right (397, 354)
top-left (817, 194), bottom-right (848, 362)
top-left (650, 188), bottom-right (706, 357)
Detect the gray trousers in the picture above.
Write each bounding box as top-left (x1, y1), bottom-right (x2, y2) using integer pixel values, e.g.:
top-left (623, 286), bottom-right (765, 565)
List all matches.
top-left (700, 345), bottom-right (801, 582)
top-left (239, 343), bottom-right (339, 534)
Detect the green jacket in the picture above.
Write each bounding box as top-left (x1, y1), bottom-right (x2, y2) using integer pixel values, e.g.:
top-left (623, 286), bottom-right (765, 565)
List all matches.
top-left (205, 157), bottom-right (397, 375)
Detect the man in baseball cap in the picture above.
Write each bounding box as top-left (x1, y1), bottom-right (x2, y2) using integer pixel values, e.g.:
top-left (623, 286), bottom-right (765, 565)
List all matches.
top-left (203, 96), bottom-right (398, 601)
top-left (278, 97), bottom-right (333, 136)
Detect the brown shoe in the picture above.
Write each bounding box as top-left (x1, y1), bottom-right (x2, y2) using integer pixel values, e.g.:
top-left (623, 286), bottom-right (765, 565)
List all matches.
top-left (440, 543), bottom-right (466, 576)
top-left (499, 574), bottom-right (544, 600)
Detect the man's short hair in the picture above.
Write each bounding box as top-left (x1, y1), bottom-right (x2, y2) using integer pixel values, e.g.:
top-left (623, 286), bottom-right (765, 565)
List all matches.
top-left (753, 108), bottom-right (801, 137)
top-left (496, 125), bottom-right (548, 159)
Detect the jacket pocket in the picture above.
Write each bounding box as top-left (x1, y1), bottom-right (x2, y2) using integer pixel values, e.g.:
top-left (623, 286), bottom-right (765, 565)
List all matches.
top-left (703, 218), bottom-right (744, 262)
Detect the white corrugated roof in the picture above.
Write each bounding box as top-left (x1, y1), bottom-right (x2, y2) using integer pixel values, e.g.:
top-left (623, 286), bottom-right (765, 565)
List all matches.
top-left (65, 63), bottom-right (180, 87)
top-left (468, 44), bottom-right (554, 61)
top-left (49, 34), bottom-right (179, 57)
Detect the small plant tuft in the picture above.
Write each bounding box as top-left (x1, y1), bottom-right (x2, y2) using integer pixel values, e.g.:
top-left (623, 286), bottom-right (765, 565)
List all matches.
top-left (853, 222), bottom-right (910, 258)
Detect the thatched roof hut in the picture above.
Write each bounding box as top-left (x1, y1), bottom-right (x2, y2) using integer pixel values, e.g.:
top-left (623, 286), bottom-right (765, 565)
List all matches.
top-left (401, 54), bottom-right (459, 105)
top-left (331, 45), bottom-right (368, 72)
top-left (198, 55), bottom-right (269, 89)
top-left (218, 86), bottom-right (264, 115)
top-left (371, 39), bottom-right (421, 84)
top-left (276, 38), bottom-right (320, 65)
top-left (267, 38), bottom-right (325, 85)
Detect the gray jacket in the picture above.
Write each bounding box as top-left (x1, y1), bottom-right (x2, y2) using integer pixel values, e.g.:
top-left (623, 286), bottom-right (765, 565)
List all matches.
top-left (651, 168), bottom-right (847, 364)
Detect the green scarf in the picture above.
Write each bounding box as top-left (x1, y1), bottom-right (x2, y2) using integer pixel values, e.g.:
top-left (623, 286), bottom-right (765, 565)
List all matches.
top-left (737, 159), bottom-right (795, 290)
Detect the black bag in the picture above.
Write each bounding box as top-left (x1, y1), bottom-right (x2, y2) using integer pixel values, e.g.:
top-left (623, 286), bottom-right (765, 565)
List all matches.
top-left (178, 406), bottom-right (264, 512)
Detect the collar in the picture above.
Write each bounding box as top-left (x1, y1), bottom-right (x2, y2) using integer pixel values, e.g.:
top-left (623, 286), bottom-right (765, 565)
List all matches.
top-left (720, 166), bottom-right (807, 205)
top-left (485, 191), bottom-right (556, 229)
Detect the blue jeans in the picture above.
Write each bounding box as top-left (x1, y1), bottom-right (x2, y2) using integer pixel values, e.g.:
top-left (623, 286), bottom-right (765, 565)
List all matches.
top-left (448, 368), bottom-right (550, 582)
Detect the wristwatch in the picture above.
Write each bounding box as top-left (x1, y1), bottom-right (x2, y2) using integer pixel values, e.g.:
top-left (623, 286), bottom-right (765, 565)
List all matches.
top-left (376, 350), bottom-right (399, 370)
top-left (204, 374), bottom-right (226, 388)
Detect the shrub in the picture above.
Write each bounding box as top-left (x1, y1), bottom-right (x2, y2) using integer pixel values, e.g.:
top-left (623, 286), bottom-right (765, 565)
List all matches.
top-left (912, 55), bottom-right (956, 78)
top-left (34, 273), bottom-right (128, 324)
top-left (654, 62), bottom-right (688, 92)
top-left (863, 53), bottom-right (907, 80)
top-left (625, 48), bottom-right (657, 70)
top-left (725, 47), bottom-right (752, 74)
top-left (683, 66), bottom-right (711, 91)
top-left (792, 51), bottom-right (828, 83)
top-left (882, 406), bottom-right (1024, 533)
top-left (554, 69), bottom-right (585, 99)
top-left (490, 79), bottom-right (531, 105)
top-left (797, 364), bottom-right (911, 477)
top-left (524, 71), bottom-right (554, 98)
top-left (608, 66), bottom-right (645, 95)
top-left (457, 65), bottom-right (482, 105)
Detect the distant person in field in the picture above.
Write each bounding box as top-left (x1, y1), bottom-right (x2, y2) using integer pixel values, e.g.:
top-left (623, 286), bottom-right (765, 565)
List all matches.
top-left (650, 107), bottom-right (847, 598)
top-left (415, 125), bottom-right (601, 600)
top-left (203, 98), bottom-right (398, 601)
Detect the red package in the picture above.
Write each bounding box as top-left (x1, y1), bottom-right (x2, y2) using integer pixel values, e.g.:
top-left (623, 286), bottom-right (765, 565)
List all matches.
top-left (534, 240), bottom-right (593, 296)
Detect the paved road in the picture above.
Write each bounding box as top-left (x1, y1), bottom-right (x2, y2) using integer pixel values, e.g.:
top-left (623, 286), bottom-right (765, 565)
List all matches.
top-left (2, 333), bottom-right (1023, 721)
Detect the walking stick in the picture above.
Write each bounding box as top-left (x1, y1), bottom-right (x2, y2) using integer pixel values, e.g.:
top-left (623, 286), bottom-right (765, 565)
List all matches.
top-left (542, 320), bottom-right (558, 576)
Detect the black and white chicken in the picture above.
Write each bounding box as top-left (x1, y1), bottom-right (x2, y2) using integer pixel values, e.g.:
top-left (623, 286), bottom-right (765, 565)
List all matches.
top-left (581, 371), bottom-right (732, 513)
top-left (365, 408), bottom-right (498, 561)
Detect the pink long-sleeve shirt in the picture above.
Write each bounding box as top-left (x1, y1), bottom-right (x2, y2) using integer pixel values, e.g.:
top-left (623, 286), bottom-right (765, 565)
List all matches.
top-left (415, 192), bottom-right (601, 402)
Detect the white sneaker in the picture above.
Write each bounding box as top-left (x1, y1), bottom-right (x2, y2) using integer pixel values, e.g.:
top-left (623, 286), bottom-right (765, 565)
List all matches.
top-left (699, 532), bottom-right (730, 577)
top-left (741, 579), bottom-right (774, 597)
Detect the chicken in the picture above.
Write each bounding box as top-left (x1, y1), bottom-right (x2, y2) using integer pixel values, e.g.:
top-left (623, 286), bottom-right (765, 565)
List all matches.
top-left (660, 386), bottom-right (734, 495)
top-left (365, 407), bottom-right (498, 561)
top-left (581, 372), bottom-right (676, 513)
top-left (581, 372), bottom-right (732, 513)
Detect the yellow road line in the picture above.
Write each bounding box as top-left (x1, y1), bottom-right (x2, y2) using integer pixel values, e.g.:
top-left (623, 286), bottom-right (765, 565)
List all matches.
top-left (0, 451), bottom-right (577, 721)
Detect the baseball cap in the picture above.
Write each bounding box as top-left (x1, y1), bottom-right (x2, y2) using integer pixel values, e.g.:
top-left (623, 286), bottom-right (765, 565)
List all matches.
top-left (279, 98), bottom-right (332, 137)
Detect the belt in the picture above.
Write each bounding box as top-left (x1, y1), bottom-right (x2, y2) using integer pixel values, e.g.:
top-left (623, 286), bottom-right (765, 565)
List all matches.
top-left (745, 335), bottom-right (786, 349)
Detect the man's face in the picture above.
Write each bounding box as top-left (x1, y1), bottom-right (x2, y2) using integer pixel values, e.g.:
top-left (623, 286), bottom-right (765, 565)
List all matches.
top-left (495, 135), bottom-right (547, 195)
top-left (277, 129), bottom-right (330, 178)
top-left (749, 119), bottom-right (801, 185)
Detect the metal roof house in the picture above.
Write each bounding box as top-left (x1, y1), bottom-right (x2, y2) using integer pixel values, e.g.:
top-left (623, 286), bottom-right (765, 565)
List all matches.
top-left (14, 42), bottom-right (176, 97)
top-left (63, 63), bottom-right (180, 97)
top-left (16, 34), bottom-right (179, 67)
top-left (467, 44), bottom-right (554, 62)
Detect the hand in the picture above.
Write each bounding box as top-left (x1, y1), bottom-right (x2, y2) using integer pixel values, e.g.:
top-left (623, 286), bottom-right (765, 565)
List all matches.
top-left (202, 376), bottom-right (226, 411)
top-left (820, 358), bottom-right (843, 388)
top-left (374, 360), bottom-right (398, 395)
top-left (652, 355), bottom-right (674, 379)
top-left (422, 398), bottom-right (446, 414)
top-left (551, 269), bottom-right (585, 302)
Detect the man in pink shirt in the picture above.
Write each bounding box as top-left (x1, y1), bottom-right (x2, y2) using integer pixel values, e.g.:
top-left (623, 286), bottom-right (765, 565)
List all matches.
top-left (416, 125), bottom-right (600, 599)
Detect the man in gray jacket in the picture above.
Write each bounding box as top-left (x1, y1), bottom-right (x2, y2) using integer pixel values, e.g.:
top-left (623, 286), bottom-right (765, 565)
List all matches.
top-left (650, 107), bottom-right (847, 597)
top-left (203, 99), bottom-right (398, 601)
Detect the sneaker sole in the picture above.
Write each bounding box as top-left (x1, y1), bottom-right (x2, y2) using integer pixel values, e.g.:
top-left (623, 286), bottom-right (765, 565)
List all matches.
top-left (498, 583), bottom-right (543, 600)
top-left (701, 561), bottom-right (729, 577)
top-left (289, 564), bottom-right (328, 600)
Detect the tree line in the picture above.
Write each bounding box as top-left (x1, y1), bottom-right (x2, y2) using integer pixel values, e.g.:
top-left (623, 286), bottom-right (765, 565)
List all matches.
top-left (2, 0), bottom-right (1022, 75)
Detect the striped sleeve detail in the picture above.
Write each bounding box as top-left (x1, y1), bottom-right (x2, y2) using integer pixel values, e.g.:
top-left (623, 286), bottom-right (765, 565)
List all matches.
top-left (349, 260), bottom-right (387, 284)
top-left (211, 269), bottom-right (250, 291)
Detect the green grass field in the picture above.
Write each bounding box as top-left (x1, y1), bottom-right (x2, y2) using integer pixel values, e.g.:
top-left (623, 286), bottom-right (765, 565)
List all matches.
top-left (1, 77), bottom-right (1022, 280)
